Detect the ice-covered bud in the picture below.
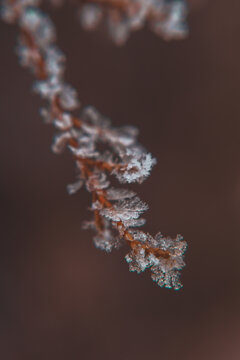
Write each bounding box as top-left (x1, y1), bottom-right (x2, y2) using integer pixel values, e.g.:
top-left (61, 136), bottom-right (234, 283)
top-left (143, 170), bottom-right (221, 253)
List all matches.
top-left (79, 4), bottom-right (103, 30)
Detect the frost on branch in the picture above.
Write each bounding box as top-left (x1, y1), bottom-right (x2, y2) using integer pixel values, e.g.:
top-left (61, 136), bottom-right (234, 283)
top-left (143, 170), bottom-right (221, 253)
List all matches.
top-left (100, 196), bottom-right (147, 222)
top-left (106, 187), bottom-right (136, 201)
top-left (126, 233), bottom-right (187, 290)
top-left (77, 0), bottom-right (188, 45)
top-left (113, 147), bottom-right (157, 183)
top-left (1, 0), bottom-right (188, 289)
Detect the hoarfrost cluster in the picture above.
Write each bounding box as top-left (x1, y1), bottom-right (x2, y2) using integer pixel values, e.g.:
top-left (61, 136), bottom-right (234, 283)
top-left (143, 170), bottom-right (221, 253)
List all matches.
top-left (1, 0), bottom-right (187, 289)
top-left (77, 0), bottom-right (188, 45)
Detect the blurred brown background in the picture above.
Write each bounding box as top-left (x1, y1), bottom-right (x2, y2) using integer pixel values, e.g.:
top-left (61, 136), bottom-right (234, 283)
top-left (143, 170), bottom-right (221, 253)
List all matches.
top-left (1, 0), bottom-right (240, 359)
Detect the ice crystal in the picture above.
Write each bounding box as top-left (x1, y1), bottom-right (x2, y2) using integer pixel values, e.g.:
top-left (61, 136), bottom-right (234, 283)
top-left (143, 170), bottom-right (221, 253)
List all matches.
top-left (69, 144), bottom-right (100, 159)
top-left (100, 197), bottom-right (148, 223)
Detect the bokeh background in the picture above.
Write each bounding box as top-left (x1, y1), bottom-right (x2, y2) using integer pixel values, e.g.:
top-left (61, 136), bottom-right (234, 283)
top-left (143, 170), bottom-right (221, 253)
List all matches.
top-left (1, 0), bottom-right (240, 359)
